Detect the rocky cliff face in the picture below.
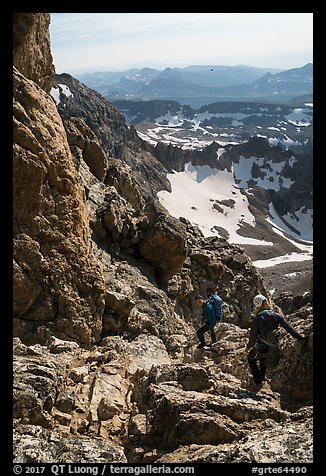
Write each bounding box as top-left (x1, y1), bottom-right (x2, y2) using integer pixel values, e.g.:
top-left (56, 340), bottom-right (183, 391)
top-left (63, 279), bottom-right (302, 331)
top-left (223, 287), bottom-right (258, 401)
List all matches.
top-left (52, 73), bottom-right (171, 200)
top-left (12, 13), bottom-right (313, 464)
top-left (225, 136), bottom-right (313, 219)
top-left (13, 13), bottom-right (55, 93)
top-left (13, 14), bottom-right (106, 345)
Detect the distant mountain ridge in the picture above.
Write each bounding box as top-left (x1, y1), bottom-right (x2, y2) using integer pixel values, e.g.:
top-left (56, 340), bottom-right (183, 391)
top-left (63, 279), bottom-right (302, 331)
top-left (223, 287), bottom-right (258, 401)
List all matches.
top-left (213, 63), bottom-right (313, 99)
top-left (77, 64), bottom-right (284, 90)
top-left (114, 96), bottom-right (313, 155)
top-left (76, 63), bottom-right (312, 107)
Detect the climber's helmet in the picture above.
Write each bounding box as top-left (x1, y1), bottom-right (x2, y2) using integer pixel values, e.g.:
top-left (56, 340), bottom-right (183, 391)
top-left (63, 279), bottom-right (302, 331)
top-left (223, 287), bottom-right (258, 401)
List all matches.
top-left (253, 294), bottom-right (267, 308)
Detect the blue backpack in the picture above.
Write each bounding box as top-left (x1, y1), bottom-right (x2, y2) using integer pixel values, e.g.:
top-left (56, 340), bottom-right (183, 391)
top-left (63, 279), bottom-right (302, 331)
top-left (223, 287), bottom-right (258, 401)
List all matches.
top-left (207, 294), bottom-right (223, 321)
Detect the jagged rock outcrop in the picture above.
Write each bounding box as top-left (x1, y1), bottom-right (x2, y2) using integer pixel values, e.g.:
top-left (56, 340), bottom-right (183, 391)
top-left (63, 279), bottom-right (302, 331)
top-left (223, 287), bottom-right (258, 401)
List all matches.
top-left (153, 141), bottom-right (197, 173)
top-left (270, 311), bottom-right (313, 402)
top-left (275, 290), bottom-right (313, 315)
top-left (13, 425), bottom-right (127, 463)
top-left (152, 140), bottom-right (231, 174)
top-left (226, 136), bottom-right (313, 218)
top-left (13, 13), bottom-right (55, 92)
top-left (138, 200), bottom-right (188, 282)
top-left (13, 302), bottom-right (313, 463)
top-left (13, 14), bottom-right (106, 345)
top-left (52, 73), bottom-right (171, 199)
top-left (64, 116), bottom-right (109, 181)
top-left (156, 407), bottom-right (313, 463)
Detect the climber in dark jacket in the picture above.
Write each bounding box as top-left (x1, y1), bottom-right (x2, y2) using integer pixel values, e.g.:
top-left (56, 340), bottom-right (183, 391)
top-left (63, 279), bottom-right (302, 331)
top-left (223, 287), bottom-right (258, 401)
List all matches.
top-left (246, 294), bottom-right (304, 387)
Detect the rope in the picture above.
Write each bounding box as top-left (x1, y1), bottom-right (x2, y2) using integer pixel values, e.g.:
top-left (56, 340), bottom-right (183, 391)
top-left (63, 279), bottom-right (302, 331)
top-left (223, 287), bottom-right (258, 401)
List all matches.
top-left (259, 330), bottom-right (280, 348)
top-left (259, 329), bottom-right (281, 368)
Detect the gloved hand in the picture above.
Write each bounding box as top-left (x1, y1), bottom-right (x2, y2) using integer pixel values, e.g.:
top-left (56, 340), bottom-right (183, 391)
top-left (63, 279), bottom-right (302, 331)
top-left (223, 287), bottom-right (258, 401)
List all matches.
top-left (300, 334), bottom-right (311, 352)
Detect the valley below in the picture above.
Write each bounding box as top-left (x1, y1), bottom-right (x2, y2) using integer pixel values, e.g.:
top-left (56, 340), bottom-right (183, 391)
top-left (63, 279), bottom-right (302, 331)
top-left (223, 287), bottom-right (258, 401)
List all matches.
top-left (116, 97), bottom-right (313, 300)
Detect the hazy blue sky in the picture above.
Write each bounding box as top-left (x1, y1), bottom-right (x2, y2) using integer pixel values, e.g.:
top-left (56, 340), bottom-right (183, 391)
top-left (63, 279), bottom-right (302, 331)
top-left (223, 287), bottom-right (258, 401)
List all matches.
top-left (50, 13), bottom-right (313, 74)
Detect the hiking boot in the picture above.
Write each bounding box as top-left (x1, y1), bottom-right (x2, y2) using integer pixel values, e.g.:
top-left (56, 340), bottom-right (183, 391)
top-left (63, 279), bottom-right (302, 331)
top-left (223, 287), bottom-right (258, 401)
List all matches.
top-left (196, 343), bottom-right (206, 349)
top-left (249, 378), bottom-right (262, 392)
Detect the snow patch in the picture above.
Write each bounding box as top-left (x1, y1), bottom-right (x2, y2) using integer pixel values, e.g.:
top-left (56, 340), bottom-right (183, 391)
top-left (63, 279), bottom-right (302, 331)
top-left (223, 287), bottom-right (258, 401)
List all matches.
top-left (157, 162), bottom-right (270, 245)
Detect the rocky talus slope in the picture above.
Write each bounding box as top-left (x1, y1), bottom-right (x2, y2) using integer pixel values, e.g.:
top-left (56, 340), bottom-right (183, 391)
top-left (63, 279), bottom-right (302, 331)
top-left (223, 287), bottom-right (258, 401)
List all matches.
top-left (13, 14), bottom-right (313, 464)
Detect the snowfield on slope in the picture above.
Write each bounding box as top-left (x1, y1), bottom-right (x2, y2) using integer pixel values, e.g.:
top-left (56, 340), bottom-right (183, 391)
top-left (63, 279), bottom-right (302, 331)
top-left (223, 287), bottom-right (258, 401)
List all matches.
top-left (157, 161), bottom-right (313, 266)
top-left (158, 162), bottom-right (266, 245)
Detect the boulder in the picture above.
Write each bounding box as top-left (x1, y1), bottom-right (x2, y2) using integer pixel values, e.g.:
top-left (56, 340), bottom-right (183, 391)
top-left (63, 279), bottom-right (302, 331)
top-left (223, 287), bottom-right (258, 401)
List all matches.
top-left (138, 199), bottom-right (188, 282)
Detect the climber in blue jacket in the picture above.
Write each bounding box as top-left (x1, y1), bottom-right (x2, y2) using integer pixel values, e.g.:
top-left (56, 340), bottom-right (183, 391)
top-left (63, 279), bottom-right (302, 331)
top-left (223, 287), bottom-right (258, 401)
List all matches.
top-left (195, 295), bottom-right (217, 348)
